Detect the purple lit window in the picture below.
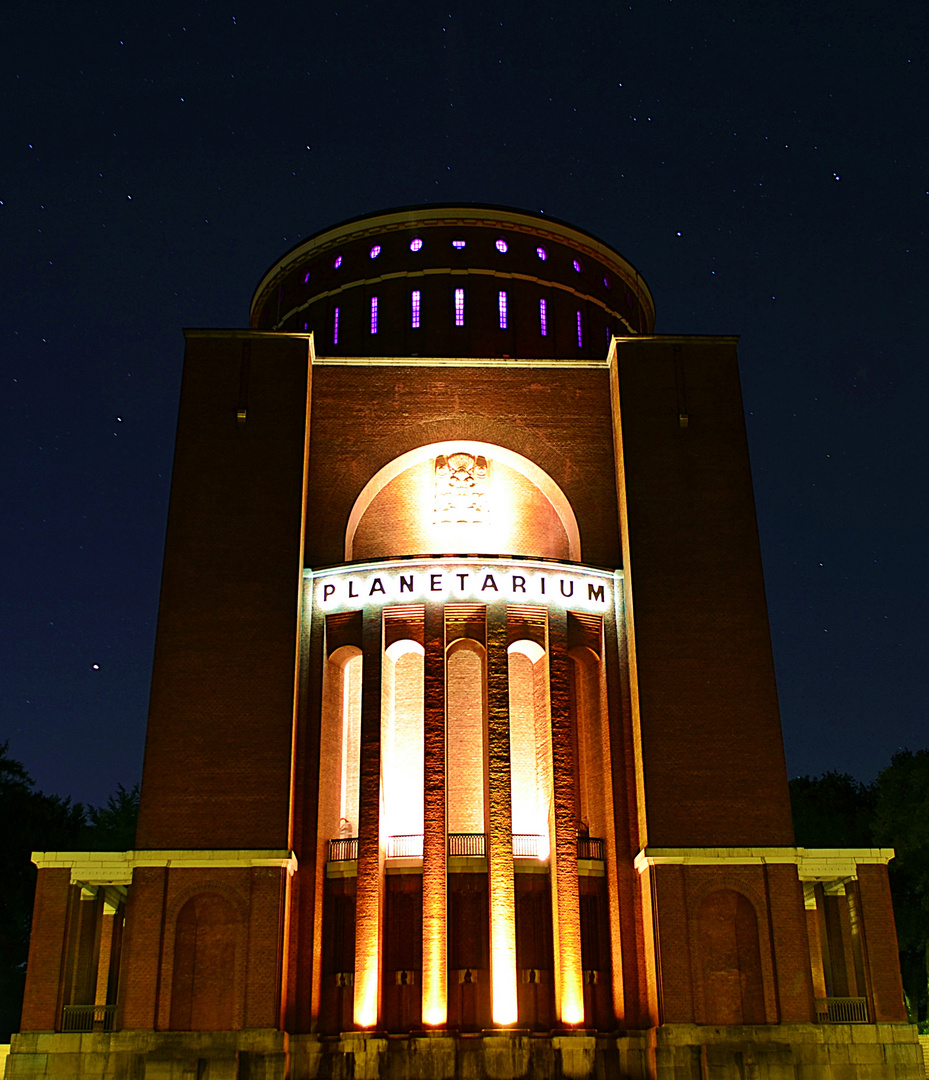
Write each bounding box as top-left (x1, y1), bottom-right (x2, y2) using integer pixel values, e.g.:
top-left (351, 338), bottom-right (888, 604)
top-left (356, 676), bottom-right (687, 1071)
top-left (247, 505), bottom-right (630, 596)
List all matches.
top-left (454, 288), bottom-right (465, 326)
top-left (370, 296), bottom-right (378, 335)
top-left (304, 271), bottom-right (311, 284)
top-left (606, 327), bottom-right (612, 347)
top-left (576, 311), bottom-right (583, 347)
top-left (452, 239), bottom-right (466, 250)
top-left (573, 259), bottom-right (583, 273)
top-left (498, 291), bottom-right (508, 329)
top-left (333, 307), bottom-right (339, 345)
top-left (410, 237), bottom-right (423, 251)
top-left (495, 238), bottom-right (508, 253)
top-left (411, 289), bottom-right (421, 328)
top-left (539, 298), bottom-right (548, 336)
top-left (333, 254), bottom-right (342, 269)
top-left (603, 275), bottom-right (611, 289)
top-left (536, 246), bottom-right (547, 261)
top-left (369, 244), bottom-right (381, 259)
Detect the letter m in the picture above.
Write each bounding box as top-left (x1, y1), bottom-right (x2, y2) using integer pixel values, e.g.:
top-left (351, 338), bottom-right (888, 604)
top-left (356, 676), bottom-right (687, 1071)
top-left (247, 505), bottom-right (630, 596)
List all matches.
top-left (587, 583), bottom-right (605, 603)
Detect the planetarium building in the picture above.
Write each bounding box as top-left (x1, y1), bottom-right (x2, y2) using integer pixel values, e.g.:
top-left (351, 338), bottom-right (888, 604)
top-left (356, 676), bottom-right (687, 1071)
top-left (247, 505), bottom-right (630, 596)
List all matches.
top-left (9, 207), bottom-right (922, 1079)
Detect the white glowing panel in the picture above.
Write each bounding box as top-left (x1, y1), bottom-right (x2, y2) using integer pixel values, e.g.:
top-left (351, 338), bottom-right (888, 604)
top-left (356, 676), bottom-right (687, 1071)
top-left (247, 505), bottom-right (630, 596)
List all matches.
top-left (313, 558), bottom-right (613, 614)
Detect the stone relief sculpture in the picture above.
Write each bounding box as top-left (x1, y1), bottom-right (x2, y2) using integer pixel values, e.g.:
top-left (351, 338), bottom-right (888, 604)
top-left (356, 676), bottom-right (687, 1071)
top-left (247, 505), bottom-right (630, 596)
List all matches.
top-left (434, 453), bottom-right (490, 525)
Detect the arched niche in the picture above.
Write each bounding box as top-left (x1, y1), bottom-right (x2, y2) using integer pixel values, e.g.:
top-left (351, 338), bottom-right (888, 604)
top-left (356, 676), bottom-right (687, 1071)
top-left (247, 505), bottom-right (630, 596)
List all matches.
top-left (345, 442), bottom-right (581, 562)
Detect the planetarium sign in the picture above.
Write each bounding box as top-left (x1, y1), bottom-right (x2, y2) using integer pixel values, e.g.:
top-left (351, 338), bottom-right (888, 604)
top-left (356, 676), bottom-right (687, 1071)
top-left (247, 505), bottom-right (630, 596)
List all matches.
top-left (310, 557), bottom-right (616, 613)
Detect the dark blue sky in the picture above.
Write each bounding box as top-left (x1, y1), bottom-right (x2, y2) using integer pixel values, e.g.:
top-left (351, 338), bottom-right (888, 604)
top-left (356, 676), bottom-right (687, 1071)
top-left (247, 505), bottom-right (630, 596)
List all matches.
top-left (2, 0), bottom-right (926, 806)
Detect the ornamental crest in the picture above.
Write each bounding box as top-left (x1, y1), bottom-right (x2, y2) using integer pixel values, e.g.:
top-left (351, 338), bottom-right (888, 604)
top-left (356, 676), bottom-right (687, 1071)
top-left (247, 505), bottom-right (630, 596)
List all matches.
top-left (434, 453), bottom-right (490, 525)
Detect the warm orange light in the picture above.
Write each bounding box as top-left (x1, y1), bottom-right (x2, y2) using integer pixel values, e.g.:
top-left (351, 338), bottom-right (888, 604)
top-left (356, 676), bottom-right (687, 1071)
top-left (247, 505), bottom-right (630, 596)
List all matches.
top-left (490, 906), bottom-right (519, 1025)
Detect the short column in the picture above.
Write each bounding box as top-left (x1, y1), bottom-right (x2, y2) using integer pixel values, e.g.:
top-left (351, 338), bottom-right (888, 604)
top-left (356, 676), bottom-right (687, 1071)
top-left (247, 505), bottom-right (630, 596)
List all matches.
top-left (421, 602), bottom-right (447, 1026)
top-left (485, 602), bottom-right (518, 1025)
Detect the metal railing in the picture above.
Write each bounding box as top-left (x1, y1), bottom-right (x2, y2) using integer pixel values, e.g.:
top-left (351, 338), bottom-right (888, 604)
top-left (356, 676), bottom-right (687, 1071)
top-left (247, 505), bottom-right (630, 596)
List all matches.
top-left (448, 833), bottom-right (486, 857)
top-left (578, 836), bottom-right (604, 861)
top-left (327, 832), bottom-right (607, 861)
top-left (328, 837), bottom-right (358, 862)
top-left (815, 997), bottom-right (869, 1023)
top-left (61, 1004), bottom-right (117, 1032)
top-left (512, 834), bottom-right (543, 857)
top-left (387, 834), bottom-right (423, 858)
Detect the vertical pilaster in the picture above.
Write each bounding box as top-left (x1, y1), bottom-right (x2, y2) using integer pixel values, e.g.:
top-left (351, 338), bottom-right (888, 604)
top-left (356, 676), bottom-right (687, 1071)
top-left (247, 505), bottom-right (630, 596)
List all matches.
top-left (354, 607), bottom-right (384, 1028)
top-left (548, 608), bottom-right (584, 1025)
top-left (485, 602), bottom-right (518, 1025)
top-left (421, 602), bottom-right (447, 1026)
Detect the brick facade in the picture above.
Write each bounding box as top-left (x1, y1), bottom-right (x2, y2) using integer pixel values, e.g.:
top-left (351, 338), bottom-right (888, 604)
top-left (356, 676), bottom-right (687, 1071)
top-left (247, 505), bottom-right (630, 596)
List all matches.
top-left (10, 207), bottom-right (918, 1080)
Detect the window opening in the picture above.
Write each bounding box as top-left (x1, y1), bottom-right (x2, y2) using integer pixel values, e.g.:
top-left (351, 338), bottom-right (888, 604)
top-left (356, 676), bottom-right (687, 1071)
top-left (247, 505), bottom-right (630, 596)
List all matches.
top-left (573, 259), bottom-right (583, 273)
top-left (369, 244), bottom-right (381, 259)
top-left (576, 310), bottom-right (583, 348)
top-left (536, 246), bottom-right (547, 261)
top-left (370, 296), bottom-right (378, 335)
top-left (333, 306), bottom-right (339, 345)
top-left (410, 237), bottom-right (423, 252)
top-left (539, 298), bottom-right (548, 336)
top-left (411, 289), bottom-right (421, 329)
top-left (454, 288), bottom-right (465, 326)
top-left (452, 239), bottom-right (467, 250)
top-left (495, 238), bottom-right (508, 253)
top-left (333, 254), bottom-right (342, 269)
top-left (498, 291), bottom-right (508, 329)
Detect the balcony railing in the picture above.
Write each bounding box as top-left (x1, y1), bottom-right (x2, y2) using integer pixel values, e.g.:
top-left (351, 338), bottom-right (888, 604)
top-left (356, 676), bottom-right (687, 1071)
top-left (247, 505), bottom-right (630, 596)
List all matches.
top-left (387, 834), bottom-right (424, 858)
top-left (328, 837), bottom-right (358, 862)
top-left (815, 997), bottom-right (869, 1024)
top-left (328, 832), bottom-right (608, 862)
top-left (448, 833), bottom-right (486, 857)
top-left (512, 834), bottom-right (543, 857)
top-left (578, 836), bottom-right (604, 861)
top-left (61, 1004), bottom-right (116, 1032)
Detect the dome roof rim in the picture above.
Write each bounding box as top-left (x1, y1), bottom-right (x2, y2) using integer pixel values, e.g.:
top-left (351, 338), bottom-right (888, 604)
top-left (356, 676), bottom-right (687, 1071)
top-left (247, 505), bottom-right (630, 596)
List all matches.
top-left (249, 203), bottom-right (654, 328)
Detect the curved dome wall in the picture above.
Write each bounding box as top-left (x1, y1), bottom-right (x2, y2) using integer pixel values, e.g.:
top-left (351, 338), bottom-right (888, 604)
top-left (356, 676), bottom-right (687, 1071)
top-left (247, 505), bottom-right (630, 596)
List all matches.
top-left (250, 205), bottom-right (655, 360)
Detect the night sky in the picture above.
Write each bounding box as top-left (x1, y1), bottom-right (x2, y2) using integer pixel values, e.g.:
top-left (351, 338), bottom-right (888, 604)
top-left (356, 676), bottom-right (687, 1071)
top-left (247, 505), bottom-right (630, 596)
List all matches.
top-left (2, 1), bottom-right (926, 808)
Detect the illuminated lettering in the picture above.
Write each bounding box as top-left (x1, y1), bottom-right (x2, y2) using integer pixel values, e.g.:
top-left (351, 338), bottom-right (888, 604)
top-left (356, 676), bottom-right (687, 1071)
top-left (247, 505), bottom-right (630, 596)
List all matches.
top-left (560, 579), bottom-right (574, 598)
top-left (369, 578), bottom-right (385, 596)
top-left (323, 584), bottom-right (335, 601)
top-left (456, 573), bottom-right (469, 589)
top-left (400, 575), bottom-right (413, 593)
top-left (587, 583), bottom-right (604, 602)
top-left (349, 581), bottom-right (359, 598)
top-left (430, 574), bottom-right (443, 592)
top-left (482, 574), bottom-right (498, 592)
top-left (512, 575), bottom-right (526, 593)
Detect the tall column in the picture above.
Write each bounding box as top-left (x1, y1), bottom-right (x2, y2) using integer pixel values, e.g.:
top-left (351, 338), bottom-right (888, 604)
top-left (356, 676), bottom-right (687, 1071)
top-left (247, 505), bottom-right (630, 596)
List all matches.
top-left (485, 602), bottom-right (518, 1025)
top-left (353, 607), bottom-right (384, 1028)
top-left (548, 609), bottom-right (585, 1025)
top-left (421, 602), bottom-right (447, 1026)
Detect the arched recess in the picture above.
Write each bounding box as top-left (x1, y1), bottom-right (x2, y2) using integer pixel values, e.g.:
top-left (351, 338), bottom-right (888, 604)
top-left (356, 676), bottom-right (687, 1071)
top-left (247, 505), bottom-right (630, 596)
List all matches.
top-left (507, 640), bottom-right (551, 856)
top-left (382, 639), bottom-right (425, 841)
top-left (697, 889), bottom-right (766, 1025)
top-left (170, 893), bottom-right (243, 1030)
top-left (446, 638), bottom-right (487, 835)
top-left (320, 645), bottom-right (363, 843)
top-left (345, 441), bottom-right (582, 562)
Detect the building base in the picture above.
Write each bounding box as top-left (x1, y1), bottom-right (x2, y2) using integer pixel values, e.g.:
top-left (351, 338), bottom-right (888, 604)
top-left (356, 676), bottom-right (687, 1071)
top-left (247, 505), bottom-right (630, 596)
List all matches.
top-left (7, 1024), bottom-right (925, 1080)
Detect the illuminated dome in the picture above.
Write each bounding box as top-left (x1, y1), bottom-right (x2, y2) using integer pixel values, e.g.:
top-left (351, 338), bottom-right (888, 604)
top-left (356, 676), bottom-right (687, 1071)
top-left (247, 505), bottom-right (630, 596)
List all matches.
top-left (250, 204), bottom-right (655, 359)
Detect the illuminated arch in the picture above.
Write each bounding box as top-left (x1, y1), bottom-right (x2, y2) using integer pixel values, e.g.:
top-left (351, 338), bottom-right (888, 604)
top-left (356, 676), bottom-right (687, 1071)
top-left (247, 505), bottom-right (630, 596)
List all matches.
top-left (345, 441), bottom-right (582, 562)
